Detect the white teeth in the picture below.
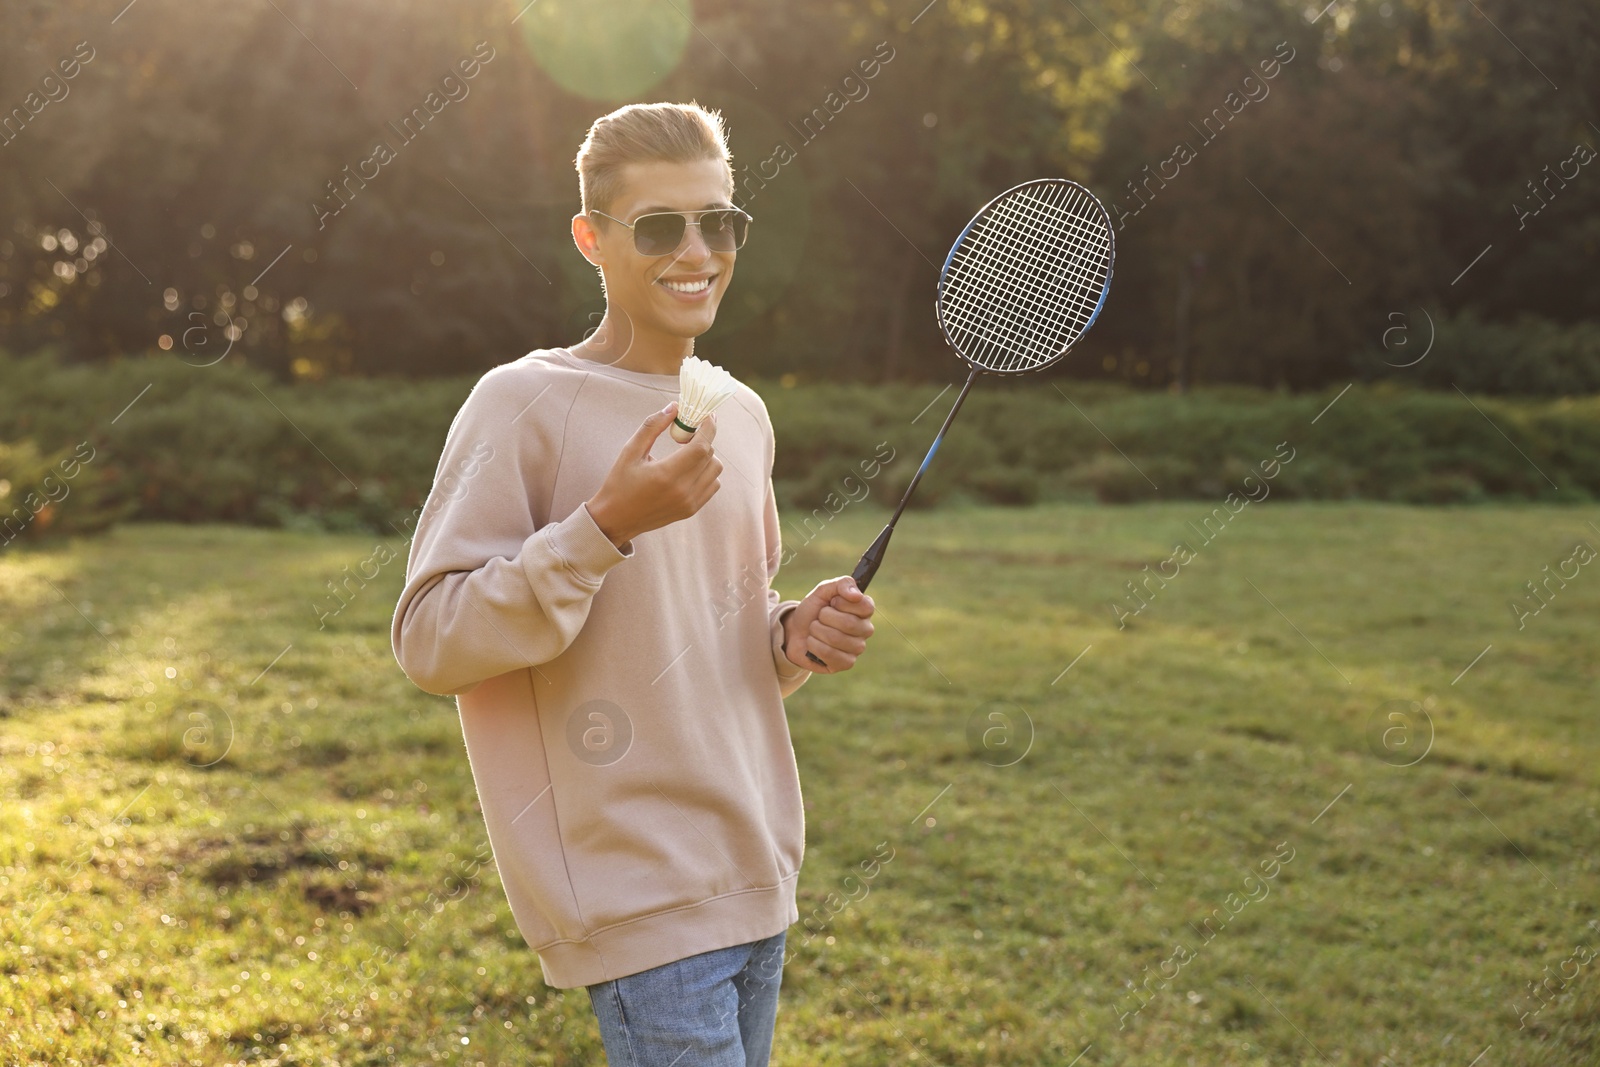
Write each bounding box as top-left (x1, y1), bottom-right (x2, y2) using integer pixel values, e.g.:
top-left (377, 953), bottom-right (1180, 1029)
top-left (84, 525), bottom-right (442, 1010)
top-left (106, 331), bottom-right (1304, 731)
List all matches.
top-left (661, 276), bottom-right (712, 294)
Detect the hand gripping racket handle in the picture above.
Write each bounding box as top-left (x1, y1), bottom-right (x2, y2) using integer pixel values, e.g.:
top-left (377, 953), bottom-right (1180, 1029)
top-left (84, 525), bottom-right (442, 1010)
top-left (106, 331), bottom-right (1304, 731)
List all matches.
top-left (803, 525), bottom-right (891, 667)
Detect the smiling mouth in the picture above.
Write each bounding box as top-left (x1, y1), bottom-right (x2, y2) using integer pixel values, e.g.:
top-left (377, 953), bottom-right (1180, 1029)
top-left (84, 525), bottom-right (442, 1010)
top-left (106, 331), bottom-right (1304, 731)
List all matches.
top-left (658, 274), bottom-right (716, 295)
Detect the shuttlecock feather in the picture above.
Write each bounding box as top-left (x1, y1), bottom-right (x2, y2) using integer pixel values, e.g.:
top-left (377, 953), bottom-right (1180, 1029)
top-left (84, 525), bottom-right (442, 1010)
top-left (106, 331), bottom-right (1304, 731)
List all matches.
top-left (671, 355), bottom-right (738, 442)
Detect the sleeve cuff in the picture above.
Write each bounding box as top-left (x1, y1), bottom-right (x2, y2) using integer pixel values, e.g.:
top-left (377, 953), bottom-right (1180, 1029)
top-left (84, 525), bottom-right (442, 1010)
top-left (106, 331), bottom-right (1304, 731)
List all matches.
top-left (538, 500), bottom-right (634, 586)
top-left (772, 600), bottom-right (811, 685)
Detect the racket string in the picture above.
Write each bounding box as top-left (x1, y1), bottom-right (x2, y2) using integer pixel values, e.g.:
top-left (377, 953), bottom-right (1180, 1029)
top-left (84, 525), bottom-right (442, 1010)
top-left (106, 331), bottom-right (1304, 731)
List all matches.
top-left (1011, 187), bottom-right (1113, 315)
top-left (943, 188), bottom-right (1101, 364)
top-left (975, 185), bottom-right (1109, 309)
top-left (944, 188), bottom-right (1108, 369)
top-left (944, 197), bottom-right (1092, 369)
top-left (1004, 195), bottom-right (1110, 356)
top-left (939, 180), bottom-right (1112, 373)
top-left (943, 249), bottom-right (1091, 369)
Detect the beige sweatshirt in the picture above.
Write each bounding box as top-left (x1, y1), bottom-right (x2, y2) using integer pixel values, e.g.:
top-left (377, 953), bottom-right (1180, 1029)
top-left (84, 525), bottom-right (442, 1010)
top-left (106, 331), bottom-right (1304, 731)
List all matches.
top-left (390, 347), bottom-right (813, 989)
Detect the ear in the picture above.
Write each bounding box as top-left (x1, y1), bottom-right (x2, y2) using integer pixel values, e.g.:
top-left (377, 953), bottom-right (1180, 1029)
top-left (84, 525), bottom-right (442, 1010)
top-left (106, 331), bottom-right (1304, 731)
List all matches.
top-left (572, 213), bottom-right (604, 266)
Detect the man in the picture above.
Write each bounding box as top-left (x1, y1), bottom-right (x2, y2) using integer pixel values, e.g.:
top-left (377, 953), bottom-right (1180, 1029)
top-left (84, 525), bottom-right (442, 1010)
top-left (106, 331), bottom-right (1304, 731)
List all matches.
top-left (390, 100), bottom-right (876, 1066)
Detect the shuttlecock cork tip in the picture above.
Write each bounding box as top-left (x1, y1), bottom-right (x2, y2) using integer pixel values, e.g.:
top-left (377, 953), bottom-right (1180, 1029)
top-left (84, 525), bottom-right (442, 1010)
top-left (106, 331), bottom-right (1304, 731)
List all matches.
top-left (668, 415), bottom-right (699, 444)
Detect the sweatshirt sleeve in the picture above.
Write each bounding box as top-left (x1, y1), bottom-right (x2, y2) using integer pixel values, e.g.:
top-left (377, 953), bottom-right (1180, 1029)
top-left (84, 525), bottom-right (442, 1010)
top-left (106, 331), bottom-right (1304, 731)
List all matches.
top-left (391, 366), bottom-right (632, 697)
top-left (762, 451), bottom-right (812, 700)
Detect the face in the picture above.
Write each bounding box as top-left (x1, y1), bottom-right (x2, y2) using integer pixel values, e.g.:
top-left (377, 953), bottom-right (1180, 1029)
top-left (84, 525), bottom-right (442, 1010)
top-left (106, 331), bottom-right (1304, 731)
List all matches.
top-left (575, 157), bottom-right (738, 341)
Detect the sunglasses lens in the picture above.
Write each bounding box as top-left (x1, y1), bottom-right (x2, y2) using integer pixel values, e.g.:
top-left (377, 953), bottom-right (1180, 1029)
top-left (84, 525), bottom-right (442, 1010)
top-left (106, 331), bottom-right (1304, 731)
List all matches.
top-left (634, 214), bottom-right (687, 256)
top-left (702, 210), bottom-right (748, 251)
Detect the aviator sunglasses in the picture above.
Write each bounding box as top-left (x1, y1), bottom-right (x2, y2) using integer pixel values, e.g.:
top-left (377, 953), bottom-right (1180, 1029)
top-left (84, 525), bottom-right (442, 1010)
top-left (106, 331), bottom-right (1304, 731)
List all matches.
top-left (588, 206), bottom-right (753, 257)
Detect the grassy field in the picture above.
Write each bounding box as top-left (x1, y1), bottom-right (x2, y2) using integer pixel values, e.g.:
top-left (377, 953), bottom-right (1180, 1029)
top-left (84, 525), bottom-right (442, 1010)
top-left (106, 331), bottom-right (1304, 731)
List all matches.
top-left (2, 502), bottom-right (1599, 1066)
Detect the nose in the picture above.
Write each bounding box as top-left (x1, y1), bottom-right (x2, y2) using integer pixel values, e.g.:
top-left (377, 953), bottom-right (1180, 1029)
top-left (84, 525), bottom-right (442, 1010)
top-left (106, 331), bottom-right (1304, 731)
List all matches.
top-left (676, 220), bottom-right (713, 262)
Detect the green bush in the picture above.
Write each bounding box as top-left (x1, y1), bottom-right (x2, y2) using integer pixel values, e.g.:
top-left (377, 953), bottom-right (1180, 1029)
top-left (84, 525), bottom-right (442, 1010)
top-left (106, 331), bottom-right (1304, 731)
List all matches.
top-left (1, 349), bottom-right (1597, 538)
top-left (1357, 311), bottom-right (1600, 395)
top-left (0, 436), bottom-right (132, 547)
top-left (0, 350), bottom-right (455, 533)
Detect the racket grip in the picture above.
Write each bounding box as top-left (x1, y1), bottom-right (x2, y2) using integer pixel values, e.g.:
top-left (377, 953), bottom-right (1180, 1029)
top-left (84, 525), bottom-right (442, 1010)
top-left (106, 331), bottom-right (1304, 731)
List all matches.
top-left (804, 524), bottom-right (894, 669)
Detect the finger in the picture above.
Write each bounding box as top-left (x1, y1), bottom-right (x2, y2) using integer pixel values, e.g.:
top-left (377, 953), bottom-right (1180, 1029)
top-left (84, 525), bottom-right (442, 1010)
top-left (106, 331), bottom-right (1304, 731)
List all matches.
top-left (807, 634), bottom-right (856, 671)
top-left (809, 620), bottom-right (867, 656)
top-left (827, 593), bottom-right (874, 618)
top-left (819, 604), bottom-right (874, 636)
top-left (680, 447), bottom-right (721, 501)
top-left (690, 430), bottom-right (722, 472)
top-left (696, 411), bottom-right (718, 446)
top-left (693, 467), bottom-right (722, 507)
top-left (630, 403), bottom-right (679, 458)
top-left (681, 446), bottom-right (723, 488)
top-left (663, 430), bottom-right (721, 478)
top-left (815, 575), bottom-right (864, 604)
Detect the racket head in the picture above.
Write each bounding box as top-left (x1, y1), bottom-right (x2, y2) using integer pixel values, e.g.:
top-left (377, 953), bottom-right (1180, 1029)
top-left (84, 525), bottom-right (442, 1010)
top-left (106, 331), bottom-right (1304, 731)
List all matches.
top-left (935, 178), bottom-right (1116, 375)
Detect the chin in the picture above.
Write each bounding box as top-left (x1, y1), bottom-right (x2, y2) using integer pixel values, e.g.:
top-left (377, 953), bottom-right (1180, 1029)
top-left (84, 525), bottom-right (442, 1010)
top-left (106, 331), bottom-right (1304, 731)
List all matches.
top-left (680, 322), bottom-right (714, 339)
top-left (667, 304), bottom-right (722, 338)
top-left (633, 315), bottom-right (710, 343)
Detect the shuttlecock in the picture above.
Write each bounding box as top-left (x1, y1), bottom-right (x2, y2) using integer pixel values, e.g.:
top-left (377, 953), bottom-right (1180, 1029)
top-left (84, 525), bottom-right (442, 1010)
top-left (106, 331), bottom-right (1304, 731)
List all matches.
top-left (671, 355), bottom-right (738, 442)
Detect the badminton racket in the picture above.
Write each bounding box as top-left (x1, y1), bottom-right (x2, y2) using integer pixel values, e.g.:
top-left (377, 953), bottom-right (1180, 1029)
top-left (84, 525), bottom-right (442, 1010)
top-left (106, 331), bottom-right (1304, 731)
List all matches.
top-left (805, 178), bottom-right (1116, 668)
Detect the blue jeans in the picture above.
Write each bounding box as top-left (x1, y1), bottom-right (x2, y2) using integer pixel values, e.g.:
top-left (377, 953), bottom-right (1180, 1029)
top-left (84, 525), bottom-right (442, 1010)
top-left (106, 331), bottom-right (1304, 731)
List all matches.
top-left (585, 929), bottom-right (787, 1067)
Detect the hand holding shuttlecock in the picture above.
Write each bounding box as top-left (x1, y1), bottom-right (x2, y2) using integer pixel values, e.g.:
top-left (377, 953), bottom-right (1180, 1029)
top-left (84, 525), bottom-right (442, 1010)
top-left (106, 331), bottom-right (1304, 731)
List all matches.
top-left (670, 355), bottom-right (738, 443)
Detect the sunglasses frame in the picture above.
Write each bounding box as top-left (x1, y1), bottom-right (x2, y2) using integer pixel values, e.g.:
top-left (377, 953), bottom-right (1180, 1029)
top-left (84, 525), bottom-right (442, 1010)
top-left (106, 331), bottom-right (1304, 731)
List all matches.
top-left (588, 206), bottom-right (753, 257)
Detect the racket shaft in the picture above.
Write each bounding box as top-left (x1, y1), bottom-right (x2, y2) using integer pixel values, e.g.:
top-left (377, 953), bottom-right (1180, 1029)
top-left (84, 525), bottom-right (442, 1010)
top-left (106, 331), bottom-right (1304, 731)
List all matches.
top-left (887, 368), bottom-right (979, 529)
top-left (803, 372), bottom-right (980, 666)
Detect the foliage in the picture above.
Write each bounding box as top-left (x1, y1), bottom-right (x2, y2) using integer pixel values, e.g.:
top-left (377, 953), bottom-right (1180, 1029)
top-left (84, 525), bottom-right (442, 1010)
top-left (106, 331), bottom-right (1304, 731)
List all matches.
top-left (1356, 310), bottom-right (1600, 395)
top-left (0, 435), bottom-right (131, 546)
top-left (1, 0), bottom-right (1594, 389)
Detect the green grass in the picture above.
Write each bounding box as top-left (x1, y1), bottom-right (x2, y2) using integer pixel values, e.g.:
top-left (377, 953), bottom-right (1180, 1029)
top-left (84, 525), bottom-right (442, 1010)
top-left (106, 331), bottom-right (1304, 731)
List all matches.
top-left (2, 503), bottom-right (1599, 1066)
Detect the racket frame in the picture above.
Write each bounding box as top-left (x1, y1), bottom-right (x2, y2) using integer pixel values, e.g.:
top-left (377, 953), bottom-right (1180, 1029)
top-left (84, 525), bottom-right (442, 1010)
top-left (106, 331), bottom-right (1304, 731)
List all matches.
top-left (934, 177), bottom-right (1117, 375)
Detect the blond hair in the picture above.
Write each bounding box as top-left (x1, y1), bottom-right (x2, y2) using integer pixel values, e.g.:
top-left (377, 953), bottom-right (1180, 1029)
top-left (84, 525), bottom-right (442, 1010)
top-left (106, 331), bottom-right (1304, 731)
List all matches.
top-left (574, 101), bottom-right (732, 217)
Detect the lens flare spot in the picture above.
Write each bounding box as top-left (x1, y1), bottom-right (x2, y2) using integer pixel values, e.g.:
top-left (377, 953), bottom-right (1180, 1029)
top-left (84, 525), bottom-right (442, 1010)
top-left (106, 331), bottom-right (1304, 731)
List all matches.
top-left (518, 0), bottom-right (692, 101)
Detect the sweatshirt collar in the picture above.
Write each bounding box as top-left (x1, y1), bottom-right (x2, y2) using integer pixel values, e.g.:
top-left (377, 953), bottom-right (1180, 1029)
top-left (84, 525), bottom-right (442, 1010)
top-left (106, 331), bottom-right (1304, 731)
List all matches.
top-left (551, 347), bottom-right (681, 393)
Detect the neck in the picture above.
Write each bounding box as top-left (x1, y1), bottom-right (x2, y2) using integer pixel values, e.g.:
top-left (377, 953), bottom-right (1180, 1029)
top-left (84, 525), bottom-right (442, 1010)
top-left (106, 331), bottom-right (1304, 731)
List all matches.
top-left (572, 311), bottom-right (692, 375)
